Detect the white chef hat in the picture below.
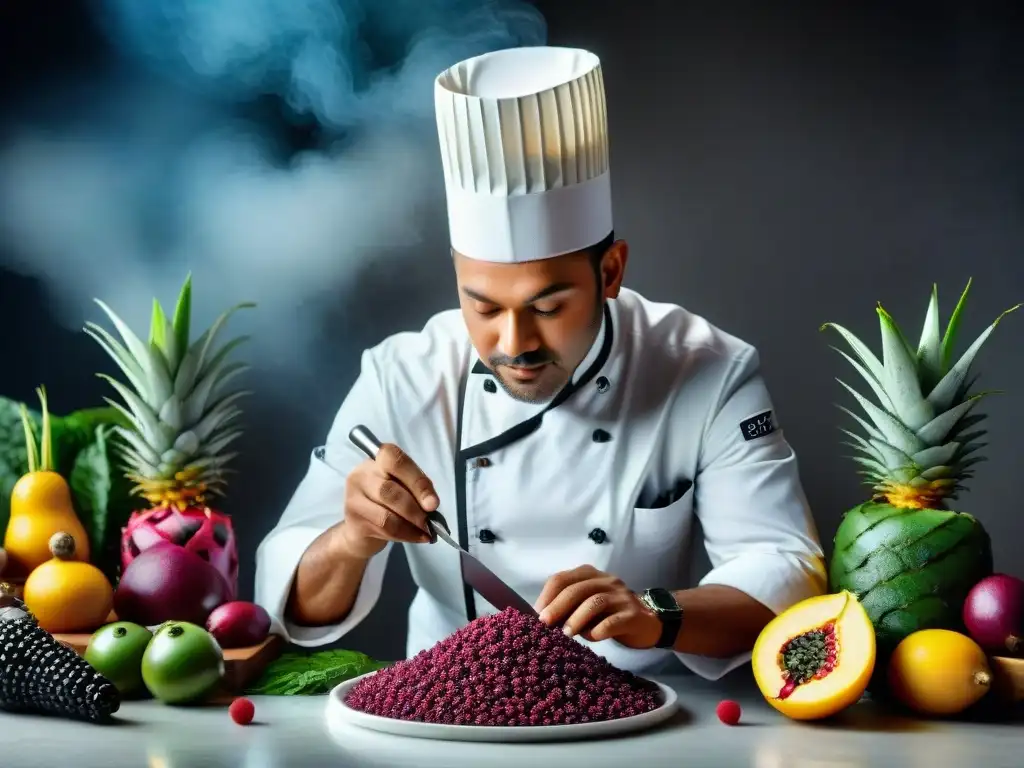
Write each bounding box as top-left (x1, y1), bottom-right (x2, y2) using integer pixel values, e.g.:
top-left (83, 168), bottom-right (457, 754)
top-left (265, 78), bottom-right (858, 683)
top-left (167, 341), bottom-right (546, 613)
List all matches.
top-left (434, 46), bottom-right (612, 263)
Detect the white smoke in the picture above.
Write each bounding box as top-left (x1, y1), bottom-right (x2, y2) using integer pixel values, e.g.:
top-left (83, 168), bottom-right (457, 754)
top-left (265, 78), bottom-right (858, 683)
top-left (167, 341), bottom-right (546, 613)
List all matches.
top-left (0, 0), bottom-right (546, 386)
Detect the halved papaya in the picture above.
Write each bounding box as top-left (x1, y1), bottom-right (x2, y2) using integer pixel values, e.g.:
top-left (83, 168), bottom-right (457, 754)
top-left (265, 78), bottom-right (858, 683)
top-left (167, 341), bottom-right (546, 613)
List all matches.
top-left (752, 591), bottom-right (876, 720)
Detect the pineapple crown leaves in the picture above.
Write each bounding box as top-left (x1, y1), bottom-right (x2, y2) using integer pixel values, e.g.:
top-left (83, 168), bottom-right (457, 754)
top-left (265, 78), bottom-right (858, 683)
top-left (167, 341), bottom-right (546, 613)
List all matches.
top-left (82, 273), bottom-right (257, 496)
top-left (821, 278), bottom-right (1020, 497)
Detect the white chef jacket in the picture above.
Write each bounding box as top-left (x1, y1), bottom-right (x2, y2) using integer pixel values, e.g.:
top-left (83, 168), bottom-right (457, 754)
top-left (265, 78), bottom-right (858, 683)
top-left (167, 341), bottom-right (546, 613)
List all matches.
top-left (254, 287), bottom-right (827, 680)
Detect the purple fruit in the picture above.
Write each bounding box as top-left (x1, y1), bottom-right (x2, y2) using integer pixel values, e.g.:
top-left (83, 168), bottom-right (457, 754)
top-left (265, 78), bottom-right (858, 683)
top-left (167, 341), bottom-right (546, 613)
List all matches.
top-left (206, 601), bottom-right (272, 649)
top-left (114, 542), bottom-right (231, 627)
top-left (963, 573), bottom-right (1024, 656)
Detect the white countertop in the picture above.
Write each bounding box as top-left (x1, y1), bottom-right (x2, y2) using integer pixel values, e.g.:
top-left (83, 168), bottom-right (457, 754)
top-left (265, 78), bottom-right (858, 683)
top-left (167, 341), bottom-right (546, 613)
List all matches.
top-left (4, 671), bottom-right (1022, 768)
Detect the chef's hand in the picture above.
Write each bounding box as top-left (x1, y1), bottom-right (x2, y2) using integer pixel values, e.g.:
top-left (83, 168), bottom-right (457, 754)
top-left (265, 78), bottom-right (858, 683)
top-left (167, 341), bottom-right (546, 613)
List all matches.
top-left (534, 565), bottom-right (663, 650)
top-left (339, 443), bottom-right (441, 559)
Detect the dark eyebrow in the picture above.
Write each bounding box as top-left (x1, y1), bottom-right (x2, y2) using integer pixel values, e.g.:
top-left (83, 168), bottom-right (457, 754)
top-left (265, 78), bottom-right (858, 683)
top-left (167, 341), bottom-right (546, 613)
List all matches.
top-left (462, 282), bottom-right (575, 307)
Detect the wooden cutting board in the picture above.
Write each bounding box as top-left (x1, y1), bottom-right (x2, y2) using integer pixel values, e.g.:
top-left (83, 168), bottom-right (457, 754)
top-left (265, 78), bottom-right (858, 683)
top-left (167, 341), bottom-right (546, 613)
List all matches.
top-left (2, 579), bottom-right (285, 696)
top-left (53, 623), bottom-right (285, 694)
top-left (990, 655), bottom-right (1024, 703)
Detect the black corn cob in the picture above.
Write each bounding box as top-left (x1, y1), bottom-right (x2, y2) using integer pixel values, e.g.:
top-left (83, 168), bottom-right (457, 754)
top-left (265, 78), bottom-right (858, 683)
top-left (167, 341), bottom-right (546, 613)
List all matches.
top-left (0, 591), bottom-right (121, 723)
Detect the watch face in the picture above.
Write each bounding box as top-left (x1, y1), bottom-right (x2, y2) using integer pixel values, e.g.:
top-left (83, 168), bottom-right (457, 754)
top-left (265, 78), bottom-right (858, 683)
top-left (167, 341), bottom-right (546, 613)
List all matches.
top-left (647, 588), bottom-right (679, 612)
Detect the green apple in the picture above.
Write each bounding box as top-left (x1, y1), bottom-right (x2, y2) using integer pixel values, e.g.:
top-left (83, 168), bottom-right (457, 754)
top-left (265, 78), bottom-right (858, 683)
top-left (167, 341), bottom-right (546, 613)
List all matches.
top-left (142, 621), bottom-right (225, 705)
top-left (84, 622), bottom-right (153, 698)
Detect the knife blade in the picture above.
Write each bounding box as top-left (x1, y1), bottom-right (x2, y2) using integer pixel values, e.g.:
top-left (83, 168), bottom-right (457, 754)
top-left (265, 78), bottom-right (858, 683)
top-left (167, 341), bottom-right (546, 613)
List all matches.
top-left (314, 425), bottom-right (539, 618)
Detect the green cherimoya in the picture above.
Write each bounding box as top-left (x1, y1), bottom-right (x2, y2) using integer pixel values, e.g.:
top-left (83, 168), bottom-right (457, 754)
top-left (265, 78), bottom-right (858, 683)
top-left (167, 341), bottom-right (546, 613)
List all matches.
top-left (823, 278), bottom-right (1019, 662)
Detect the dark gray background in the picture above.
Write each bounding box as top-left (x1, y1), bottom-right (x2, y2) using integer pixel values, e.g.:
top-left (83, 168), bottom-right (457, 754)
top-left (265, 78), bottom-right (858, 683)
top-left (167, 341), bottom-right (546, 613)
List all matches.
top-left (1, 1), bottom-right (1022, 662)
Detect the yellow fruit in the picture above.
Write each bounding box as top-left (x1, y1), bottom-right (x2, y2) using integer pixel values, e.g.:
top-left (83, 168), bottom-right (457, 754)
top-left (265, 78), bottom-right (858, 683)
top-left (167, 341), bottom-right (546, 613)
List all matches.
top-left (3, 387), bottom-right (91, 577)
top-left (23, 532), bottom-right (114, 634)
top-left (888, 629), bottom-right (992, 716)
top-left (752, 591), bottom-right (876, 720)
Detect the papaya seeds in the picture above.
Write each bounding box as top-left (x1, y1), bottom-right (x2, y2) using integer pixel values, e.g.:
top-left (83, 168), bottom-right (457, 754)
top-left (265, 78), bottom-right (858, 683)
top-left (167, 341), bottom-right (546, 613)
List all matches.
top-left (752, 591), bottom-right (875, 720)
top-left (776, 621), bottom-right (839, 699)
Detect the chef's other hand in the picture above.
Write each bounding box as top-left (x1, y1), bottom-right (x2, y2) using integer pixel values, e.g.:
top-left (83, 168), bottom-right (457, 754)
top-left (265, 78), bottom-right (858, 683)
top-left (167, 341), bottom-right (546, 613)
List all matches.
top-left (534, 565), bottom-right (662, 650)
top-left (339, 443), bottom-right (441, 559)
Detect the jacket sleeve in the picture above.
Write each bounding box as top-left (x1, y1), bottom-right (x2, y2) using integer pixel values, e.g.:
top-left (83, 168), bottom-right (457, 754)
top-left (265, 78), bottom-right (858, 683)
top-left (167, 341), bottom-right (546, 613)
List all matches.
top-left (254, 348), bottom-right (396, 647)
top-left (674, 346), bottom-right (827, 680)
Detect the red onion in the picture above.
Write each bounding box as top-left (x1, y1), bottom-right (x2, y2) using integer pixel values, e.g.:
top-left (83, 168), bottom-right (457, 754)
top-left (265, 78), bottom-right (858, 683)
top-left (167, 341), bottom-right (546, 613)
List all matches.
top-left (963, 573), bottom-right (1024, 656)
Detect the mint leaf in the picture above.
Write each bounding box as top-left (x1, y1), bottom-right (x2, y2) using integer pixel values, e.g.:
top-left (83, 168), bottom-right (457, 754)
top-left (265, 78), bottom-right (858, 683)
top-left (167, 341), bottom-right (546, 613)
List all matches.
top-left (244, 650), bottom-right (391, 696)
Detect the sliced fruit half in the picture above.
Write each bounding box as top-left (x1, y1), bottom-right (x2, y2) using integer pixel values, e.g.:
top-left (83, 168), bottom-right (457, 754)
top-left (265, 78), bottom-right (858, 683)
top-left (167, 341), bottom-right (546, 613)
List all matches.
top-left (752, 591), bottom-right (876, 720)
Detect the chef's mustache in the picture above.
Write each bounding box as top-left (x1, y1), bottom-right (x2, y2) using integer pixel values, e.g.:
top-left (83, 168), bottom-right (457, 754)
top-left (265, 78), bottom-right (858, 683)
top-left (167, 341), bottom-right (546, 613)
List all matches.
top-left (490, 350), bottom-right (557, 368)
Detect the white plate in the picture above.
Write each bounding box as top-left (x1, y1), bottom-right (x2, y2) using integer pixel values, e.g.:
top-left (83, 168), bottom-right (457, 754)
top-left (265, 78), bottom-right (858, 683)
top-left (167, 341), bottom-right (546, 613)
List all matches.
top-left (326, 670), bottom-right (679, 743)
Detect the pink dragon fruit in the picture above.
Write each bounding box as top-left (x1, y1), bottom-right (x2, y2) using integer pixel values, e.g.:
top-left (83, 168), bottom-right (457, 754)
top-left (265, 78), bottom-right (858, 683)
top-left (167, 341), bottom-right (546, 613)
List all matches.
top-left (120, 506), bottom-right (239, 600)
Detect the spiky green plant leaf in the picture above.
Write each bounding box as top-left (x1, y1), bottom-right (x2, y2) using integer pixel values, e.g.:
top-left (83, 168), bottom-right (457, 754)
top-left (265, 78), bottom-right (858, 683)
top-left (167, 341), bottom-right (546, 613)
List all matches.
top-left (877, 304), bottom-right (933, 430)
top-left (916, 283), bottom-right (943, 393)
top-left (926, 305), bottom-right (1020, 412)
top-left (85, 274), bottom-right (255, 506)
top-left (171, 273), bottom-right (192, 369)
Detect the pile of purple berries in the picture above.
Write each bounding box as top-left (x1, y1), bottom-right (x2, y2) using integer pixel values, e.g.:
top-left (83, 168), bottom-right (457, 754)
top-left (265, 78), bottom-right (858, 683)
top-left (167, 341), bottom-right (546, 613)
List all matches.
top-left (344, 607), bottom-right (661, 726)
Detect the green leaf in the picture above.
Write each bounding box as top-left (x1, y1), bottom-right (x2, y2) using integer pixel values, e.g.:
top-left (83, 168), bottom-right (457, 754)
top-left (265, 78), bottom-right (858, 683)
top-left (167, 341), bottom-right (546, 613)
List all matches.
top-left (821, 322), bottom-right (886, 385)
top-left (837, 405), bottom-right (886, 443)
top-left (69, 427), bottom-right (111, 568)
top-left (171, 274), bottom-right (193, 373)
top-left (68, 425), bottom-right (138, 585)
top-left (840, 428), bottom-right (885, 462)
top-left (920, 465), bottom-right (955, 480)
top-left (190, 302), bottom-right (257, 382)
top-left (58, 406), bottom-right (131, 447)
top-left (829, 346), bottom-right (895, 413)
top-left (848, 454), bottom-right (889, 478)
top-left (244, 649), bottom-right (391, 696)
top-left (149, 298), bottom-right (168, 352)
top-left (836, 379), bottom-right (925, 455)
top-left (82, 323), bottom-right (150, 402)
top-left (182, 358), bottom-right (250, 425)
top-left (150, 295), bottom-right (182, 376)
top-left (948, 413), bottom-right (986, 439)
top-left (20, 404), bottom-right (38, 474)
top-left (940, 278), bottom-right (972, 372)
top-left (96, 374), bottom-right (173, 453)
top-left (915, 393), bottom-right (988, 445)
top-left (867, 437), bottom-right (915, 472)
top-left (916, 283), bottom-right (943, 393)
top-left (926, 302), bottom-right (1020, 412)
top-left (876, 304), bottom-right (933, 431)
top-left (92, 298), bottom-right (174, 408)
top-left (910, 443), bottom-right (960, 468)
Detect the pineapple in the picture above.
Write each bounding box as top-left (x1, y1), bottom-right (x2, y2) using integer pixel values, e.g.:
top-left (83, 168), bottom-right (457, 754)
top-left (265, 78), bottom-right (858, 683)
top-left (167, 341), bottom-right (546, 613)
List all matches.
top-left (825, 278), bottom-right (1019, 676)
top-left (83, 274), bottom-right (255, 598)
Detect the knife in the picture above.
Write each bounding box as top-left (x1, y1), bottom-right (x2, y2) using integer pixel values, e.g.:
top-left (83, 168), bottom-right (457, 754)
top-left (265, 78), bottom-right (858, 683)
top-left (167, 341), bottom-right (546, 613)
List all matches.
top-left (312, 425), bottom-right (538, 618)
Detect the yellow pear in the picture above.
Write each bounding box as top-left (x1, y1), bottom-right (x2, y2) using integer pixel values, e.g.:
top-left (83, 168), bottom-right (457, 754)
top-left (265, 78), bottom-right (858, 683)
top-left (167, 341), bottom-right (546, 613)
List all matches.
top-left (3, 386), bottom-right (91, 577)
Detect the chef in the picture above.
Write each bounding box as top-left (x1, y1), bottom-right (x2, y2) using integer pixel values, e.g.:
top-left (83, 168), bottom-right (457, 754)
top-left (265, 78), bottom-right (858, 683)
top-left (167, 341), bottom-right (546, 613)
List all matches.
top-left (254, 45), bottom-right (827, 680)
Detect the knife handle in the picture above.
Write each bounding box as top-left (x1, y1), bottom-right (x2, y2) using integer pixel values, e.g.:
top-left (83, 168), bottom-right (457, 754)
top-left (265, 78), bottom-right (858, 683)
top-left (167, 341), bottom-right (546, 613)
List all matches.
top-left (347, 425), bottom-right (450, 541)
top-left (348, 425), bottom-right (383, 460)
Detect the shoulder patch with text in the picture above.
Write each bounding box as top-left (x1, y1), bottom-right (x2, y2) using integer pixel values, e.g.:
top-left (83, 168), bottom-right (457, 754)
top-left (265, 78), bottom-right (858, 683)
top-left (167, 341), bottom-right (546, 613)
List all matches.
top-left (740, 410), bottom-right (775, 441)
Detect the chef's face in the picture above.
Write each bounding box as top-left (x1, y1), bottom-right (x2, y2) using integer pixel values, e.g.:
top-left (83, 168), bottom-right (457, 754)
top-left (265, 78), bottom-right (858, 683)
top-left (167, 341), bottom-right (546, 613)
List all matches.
top-left (453, 238), bottom-right (628, 403)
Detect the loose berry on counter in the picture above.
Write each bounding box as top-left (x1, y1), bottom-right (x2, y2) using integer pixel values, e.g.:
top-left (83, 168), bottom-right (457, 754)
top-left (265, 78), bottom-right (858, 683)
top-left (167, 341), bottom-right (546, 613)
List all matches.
top-left (229, 697), bottom-right (255, 725)
top-left (716, 699), bottom-right (741, 725)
